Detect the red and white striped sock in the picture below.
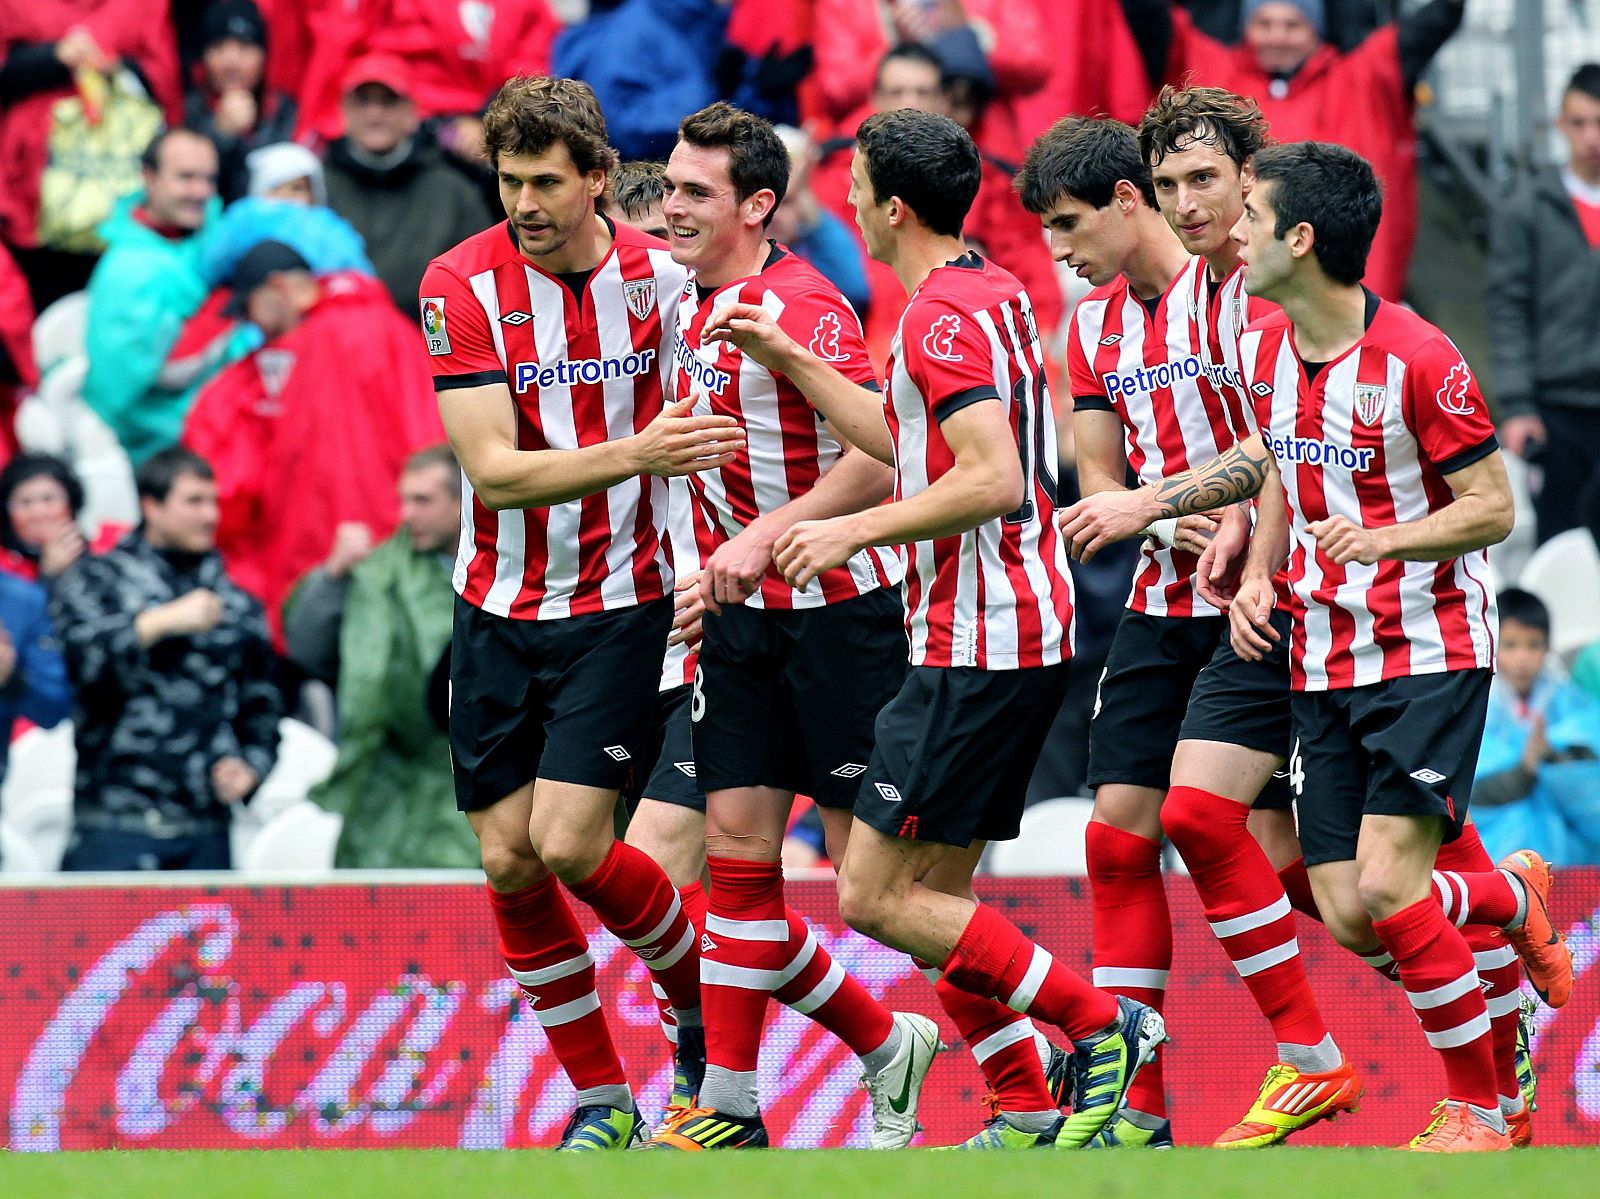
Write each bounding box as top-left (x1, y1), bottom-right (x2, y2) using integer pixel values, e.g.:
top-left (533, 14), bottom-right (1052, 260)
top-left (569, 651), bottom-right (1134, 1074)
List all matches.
top-left (1431, 827), bottom-right (1524, 929)
top-left (1372, 898), bottom-right (1498, 1110)
top-left (652, 882), bottom-right (711, 1044)
top-left (943, 903), bottom-right (1120, 1043)
top-left (1086, 821), bottom-right (1170, 1118)
top-left (486, 878), bottom-right (627, 1103)
top-left (771, 908), bottom-right (894, 1057)
top-left (568, 840), bottom-right (700, 1021)
top-left (699, 857), bottom-right (785, 1115)
top-left (1164, 788), bottom-right (1331, 1051)
top-left (917, 961), bottom-right (1055, 1113)
top-left (1463, 922), bottom-right (1525, 1109)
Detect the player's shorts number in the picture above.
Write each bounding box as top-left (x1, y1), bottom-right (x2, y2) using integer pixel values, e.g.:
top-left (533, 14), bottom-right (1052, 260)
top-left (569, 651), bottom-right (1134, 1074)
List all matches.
top-left (1288, 737), bottom-right (1305, 797)
top-left (691, 664), bottom-right (706, 723)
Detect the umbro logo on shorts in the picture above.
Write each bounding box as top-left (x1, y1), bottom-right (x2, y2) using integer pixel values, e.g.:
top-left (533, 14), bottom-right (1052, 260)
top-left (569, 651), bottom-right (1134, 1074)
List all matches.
top-left (674, 761), bottom-right (697, 777)
top-left (831, 763), bottom-right (866, 778)
top-left (875, 783), bottom-right (901, 803)
top-left (603, 745), bottom-right (632, 762)
top-left (1410, 767), bottom-right (1447, 785)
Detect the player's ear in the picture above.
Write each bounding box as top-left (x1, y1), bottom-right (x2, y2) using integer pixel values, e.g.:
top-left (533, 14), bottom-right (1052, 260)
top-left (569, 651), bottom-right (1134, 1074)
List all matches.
top-left (1286, 220), bottom-right (1316, 262)
top-left (1113, 178), bottom-right (1140, 214)
top-left (585, 169), bottom-right (607, 199)
top-left (746, 188), bottom-right (778, 228)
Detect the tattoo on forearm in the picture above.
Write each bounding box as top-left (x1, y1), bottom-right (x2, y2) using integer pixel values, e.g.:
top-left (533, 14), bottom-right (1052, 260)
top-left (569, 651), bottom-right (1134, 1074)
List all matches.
top-left (1152, 442), bottom-right (1269, 517)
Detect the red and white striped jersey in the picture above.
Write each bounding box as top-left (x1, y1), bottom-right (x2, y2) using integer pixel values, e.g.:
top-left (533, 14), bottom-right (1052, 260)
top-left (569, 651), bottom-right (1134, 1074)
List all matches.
top-left (1067, 255), bottom-right (1253, 617)
top-left (659, 476), bottom-right (704, 691)
top-left (1244, 294), bottom-right (1500, 691)
top-left (884, 252), bottom-right (1074, 670)
top-left (421, 220), bottom-right (687, 620)
top-left (672, 245), bottom-right (901, 608)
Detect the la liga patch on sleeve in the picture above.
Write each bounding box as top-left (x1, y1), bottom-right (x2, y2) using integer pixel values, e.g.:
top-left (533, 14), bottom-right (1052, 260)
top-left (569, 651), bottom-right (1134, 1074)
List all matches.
top-left (421, 296), bottom-right (451, 356)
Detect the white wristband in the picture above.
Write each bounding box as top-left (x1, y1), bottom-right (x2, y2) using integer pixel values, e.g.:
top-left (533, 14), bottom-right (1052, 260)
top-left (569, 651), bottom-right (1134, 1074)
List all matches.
top-left (1143, 517), bottom-right (1180, 549)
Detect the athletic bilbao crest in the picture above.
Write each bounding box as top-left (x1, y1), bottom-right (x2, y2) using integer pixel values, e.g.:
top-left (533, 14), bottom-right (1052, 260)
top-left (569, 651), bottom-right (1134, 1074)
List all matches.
top-left (923, 313), bottom-right (963, 362)
top-left (810, 311), bottom-right (849, 362)
top-left (624, 278), bottom-right (657, 321)
top-left (1354, 383), bottom-right (1387, 426)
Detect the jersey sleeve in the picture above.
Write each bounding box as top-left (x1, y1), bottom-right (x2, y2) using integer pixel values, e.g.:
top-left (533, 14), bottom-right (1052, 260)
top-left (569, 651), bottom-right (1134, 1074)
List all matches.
top-left (419, 261), bottom-right (507, 391)
top-left (1403, 336), bottom-right (1499, 475)
top-left (773, 284), bottom-right (880, 390)
top-left (1066, 311), bottom-right (1113, 413)
top-left (899, 296), bottom-right (1004, 424)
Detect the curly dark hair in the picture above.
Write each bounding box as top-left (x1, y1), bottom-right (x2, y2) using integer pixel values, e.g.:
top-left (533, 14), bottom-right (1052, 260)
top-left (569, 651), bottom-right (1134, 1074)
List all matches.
top-left (0, 452), bottom-right (85, 556)
top-left (482, 75), bottom-right (618, 175)
top-left (1138, 85), bottom-right (1269, 171)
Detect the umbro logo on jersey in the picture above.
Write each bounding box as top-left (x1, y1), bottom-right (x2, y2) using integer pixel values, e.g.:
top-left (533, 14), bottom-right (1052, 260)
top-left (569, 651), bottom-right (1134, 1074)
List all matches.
top-left (603, 745), bottom-right (632, 762)
top-left (875, 783), bottom-right (902, 803)
top-left (923, 314), bottom-right (964, 362)
top-left (831, 763), bottom-right (866, 778)
top-left (674, 760), bottom-right (697, 777)
top-left (1410, 767), bottom-right (1448, 785)
top-left (1251, 381), bottom-right (1274, 398)
top-left (1354, 383), bottom-right (1387, 426)
top-left (624, 278), bottom-right (658, 320)
top-left (499, 310), bottom-right (532, 326)
top-left (810, 311), bottom-right (850, 362)
top-left (1098, 333), bottom-right (1123, 346)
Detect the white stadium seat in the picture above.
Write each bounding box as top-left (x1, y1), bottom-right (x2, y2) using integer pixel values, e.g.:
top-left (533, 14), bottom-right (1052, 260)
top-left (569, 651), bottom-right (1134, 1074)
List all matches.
top-left (0, 822), bottom-right (48, 874)
top-left (0, 723), bottom-right (76, 815)
top-left (30, 291), bottom-right (89, 376)
top-left (984, 797), bottom-right (1093, 876)
top-left (1518, 528), bottom-right (1600, 662)
top-left (239, 802), bottom-right (343, 874)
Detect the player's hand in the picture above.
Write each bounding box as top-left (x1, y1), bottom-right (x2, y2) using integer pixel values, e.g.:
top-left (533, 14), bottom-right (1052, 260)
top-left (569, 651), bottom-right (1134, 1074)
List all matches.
top-left (670, 571), bottom-right (705, 649)
top-left (1058, 487), bottom-right (1161, 562)
top-left (1307, 515), bottom-right (1381, 567)
top-left (1499, 413), bottom-right (1546, 459)
top-left (211, 756), bottom-right (259, 805)
top-left (1168, 512), bottom-right (1222, 556)
top-left (773, 517), bottom-right (861, 590)
top-left (1196, 507), bottom-right (1251, 609)
top-left (1228, 575), bottom-right (1279, 662)
top-left (701, 518), bottom-right (780, 614)
top-left (701, 302), bottom-right (801, 373)
top-left (632, 398), bottom-right (745, 477)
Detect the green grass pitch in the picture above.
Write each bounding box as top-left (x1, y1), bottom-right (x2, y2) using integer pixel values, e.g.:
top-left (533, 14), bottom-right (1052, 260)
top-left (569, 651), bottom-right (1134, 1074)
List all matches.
top-left (1, 1148), bottom-right (1593, 1199)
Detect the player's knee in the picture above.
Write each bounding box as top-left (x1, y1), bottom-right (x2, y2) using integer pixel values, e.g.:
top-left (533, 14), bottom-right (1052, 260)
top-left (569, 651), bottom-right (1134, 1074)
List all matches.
top-left (532, 827), bottom-right (609, 884)
top-left (1319, 889), bottom-right (1378, 952)
top-left (1355, 863), bottom-right (1417, 924)
top-left (836, 871), bottom-right (890, 942)
top-left (479, 840), bottom-right (542, 892)
top-left (1158, 792), bottom-right (1207, 853)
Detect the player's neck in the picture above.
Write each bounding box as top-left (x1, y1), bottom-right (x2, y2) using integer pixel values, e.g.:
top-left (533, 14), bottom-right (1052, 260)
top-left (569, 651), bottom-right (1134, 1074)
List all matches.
top-left (889, 230), bottom-right (968, 296)
top-left (1204, 242), bottom-right (1242, 283)
top-left (530, 211), bottom-right (613, 274)
top-left (694, 235), bottom-right (772, 291)
top-left (1282, 277), bottom-right (1369, 362)
top-left (1124, 215), bottom-right (1189, 301)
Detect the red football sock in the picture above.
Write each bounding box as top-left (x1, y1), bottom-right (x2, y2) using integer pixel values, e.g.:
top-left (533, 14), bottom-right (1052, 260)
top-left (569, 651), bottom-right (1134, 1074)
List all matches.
top-left (929, 969), bottom-right (1055, 1112)
top-left (1164, 787), bottom-right (1330, 1049)
top-left (1276, 856), bottom-right (1324, 921)
top-left (701, 856), bottom-right (786, 1074)
top-left (1432, 826), bottom-right (1523, 929)
top-left (943, 903), bottom-right (1119, 1043)
top-left (568, 840), bottom-right (700, 1015)
top-left (1086, 821), bottom-right (1169, 1117)
top-left (771, 908), bottom-right (894, 1056)
top-left (679, 881), bottom-right (708, 936)
top-left (487, 878), bottom-right (625, 1091)
top-left (651, 882), bottom-right (710, 1042)
top-left (1372, 898), bottom-right (1498, 1109)
top-left (1463, 923), bottom-right (1524, 1104)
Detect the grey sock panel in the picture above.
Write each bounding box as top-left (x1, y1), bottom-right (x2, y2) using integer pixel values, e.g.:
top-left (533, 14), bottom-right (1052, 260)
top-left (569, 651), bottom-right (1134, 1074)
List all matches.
top-left (1115, 1107), bottom-right (1167, 1131)
top-left (1001, 1109), bottom-right (1061, 1135)
top-left (859, 1020), bottom-right (903, 1076)
top-left (1500, 868), bottom-right (1530, 930)
top-left (1278, 1033), bottom-right (1342, 1074)
top-left (575, 1083), bottom-right (633, 1111)
top-left (1499, 1093), bottom-right (1526, 1118)
top-left (698, 1065), bottom-right (759, 1119)
top-left (1465, 1101), bottom-right (1508, 1134)
top-left (674, 1005), bottom-right (703, 1029)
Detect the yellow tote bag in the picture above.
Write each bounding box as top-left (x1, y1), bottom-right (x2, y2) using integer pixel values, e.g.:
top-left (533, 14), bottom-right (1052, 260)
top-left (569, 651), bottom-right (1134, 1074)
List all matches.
top-left (38, 67), bottom-right (164, 254)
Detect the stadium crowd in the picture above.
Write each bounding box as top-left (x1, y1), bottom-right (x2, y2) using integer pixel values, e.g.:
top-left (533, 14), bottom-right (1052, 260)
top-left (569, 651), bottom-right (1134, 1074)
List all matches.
top-left (0, 0), bottom-right (1597, 885)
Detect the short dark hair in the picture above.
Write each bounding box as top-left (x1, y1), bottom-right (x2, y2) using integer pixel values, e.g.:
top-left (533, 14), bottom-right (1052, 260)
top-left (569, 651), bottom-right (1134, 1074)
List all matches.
top-left (137, 447), bottom-right (215, 503)
top-left (404, 443), bottom-right (462, 498)
top-left (1248, 142), bottom-right (1382, 286)
top-left (482, 75), bottom-right (618, 175)
top-left (1139, 85), bottom-right (1269, 170)
top-left (1567, 63), bottom-right (1600, 103)
top-left (610, 160), bottom-right (667, 222)
top-left (854, 109), bottom-right (980, 238)
top-left (677, 102), bottom-right (790, 224)
top-left (1498, 588), bottom-right (1551, 639)
top-left (141, 127), bottom-right (213, 174)
top-left (874, 42), bottom-right (944, 90)
top-left (0, 453), bottom-right (84, 551)
top-left (1017, 116), bottom-right (1156, 215)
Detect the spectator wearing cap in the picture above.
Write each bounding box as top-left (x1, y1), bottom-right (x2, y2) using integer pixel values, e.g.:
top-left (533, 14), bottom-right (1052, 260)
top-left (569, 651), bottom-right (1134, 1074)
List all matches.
top-left (182, 241), bottom-right (445, 639)
top-left (83, 127), bottom-right (229, 465)
top-left (183, 0), bottom-right (298, 204)
top-left (49, 446), bottom-right (282, 871)
top-left (247, 142), bottom-right (326, 207)
top-left (1120, 0), bottom-right (1469, 300)
top-left (321, 54), bottom-right (492, 313)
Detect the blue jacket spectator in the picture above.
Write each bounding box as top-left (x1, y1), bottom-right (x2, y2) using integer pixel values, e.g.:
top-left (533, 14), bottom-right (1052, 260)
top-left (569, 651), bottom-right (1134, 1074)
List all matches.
top-left (0, 571), bottom-right (72, 785)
